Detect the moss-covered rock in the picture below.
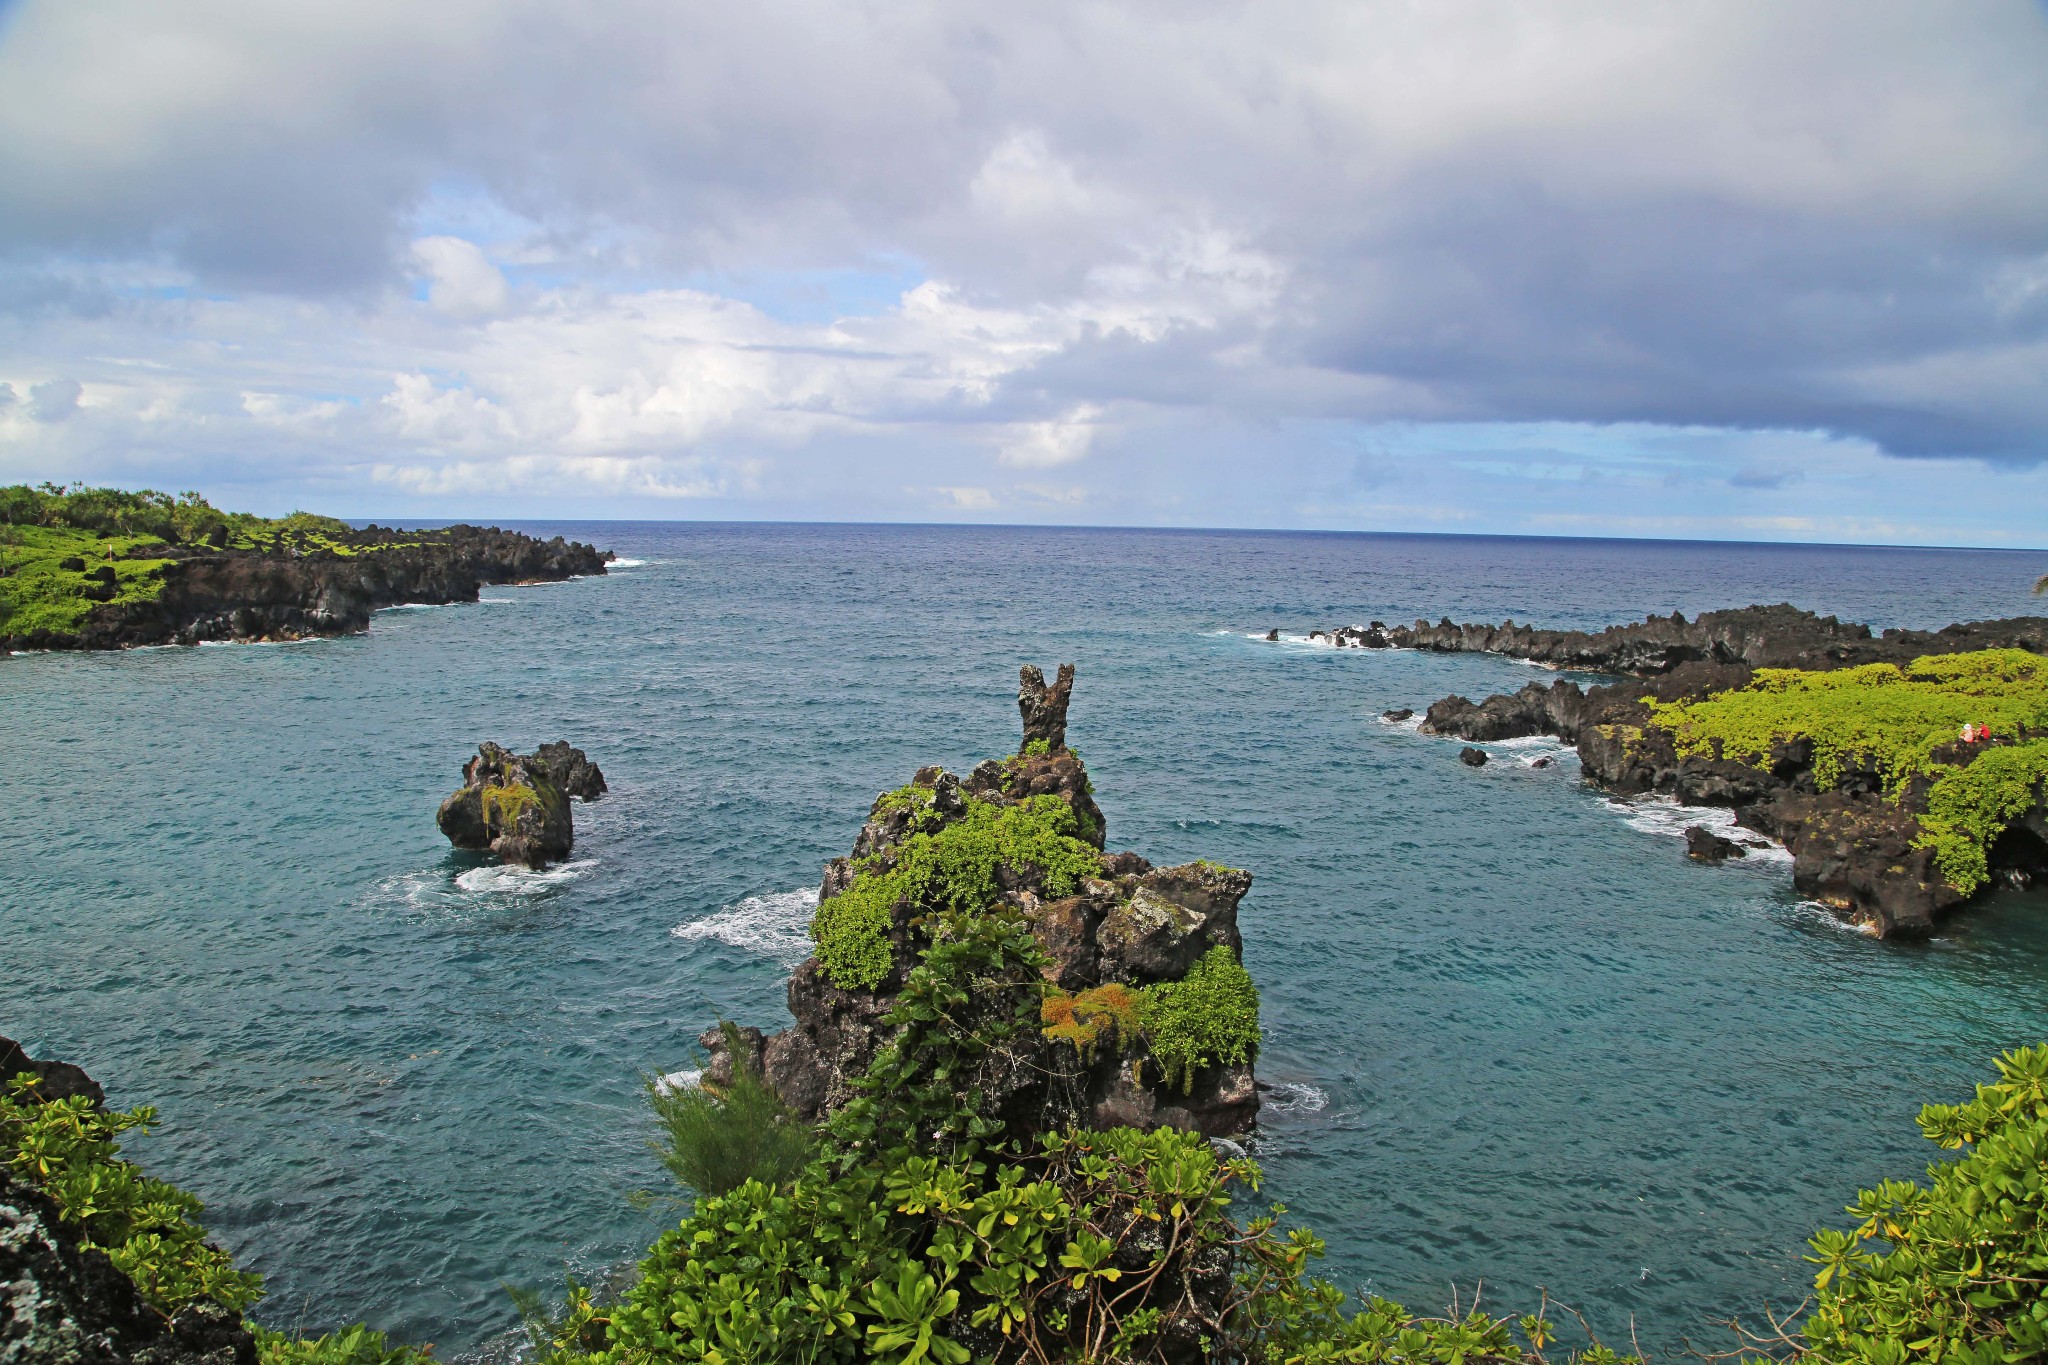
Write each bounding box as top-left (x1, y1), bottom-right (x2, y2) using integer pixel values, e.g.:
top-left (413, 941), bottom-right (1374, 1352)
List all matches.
top-left (436, 741), bottom-right (599, 870)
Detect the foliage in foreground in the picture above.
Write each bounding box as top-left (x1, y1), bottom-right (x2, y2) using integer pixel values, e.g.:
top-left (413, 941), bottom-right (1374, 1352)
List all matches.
top-left (1787, 1043), bottom-right (2048, 1365)
top-left (1644, 650), bottom-right (2048, 893)
top-left (0, 1071), bottom-right (432, 1361)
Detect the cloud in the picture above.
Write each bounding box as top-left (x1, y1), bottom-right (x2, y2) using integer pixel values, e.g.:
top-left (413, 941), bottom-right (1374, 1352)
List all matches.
top-left (0, 1), bottom-right (2046, 534)
top-left (27, 377), bottom-right (81, 422)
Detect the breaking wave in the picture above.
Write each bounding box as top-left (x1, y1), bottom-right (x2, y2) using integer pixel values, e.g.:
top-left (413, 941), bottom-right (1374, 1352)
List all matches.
top-left (672, 886), bottom-right (818, 965)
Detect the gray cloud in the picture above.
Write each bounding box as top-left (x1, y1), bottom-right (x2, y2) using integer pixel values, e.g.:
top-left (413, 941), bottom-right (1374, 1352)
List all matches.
top-left (0, 0), bottom-right (2045, 473)
top-left (27, 377), bottom-right (80, 422)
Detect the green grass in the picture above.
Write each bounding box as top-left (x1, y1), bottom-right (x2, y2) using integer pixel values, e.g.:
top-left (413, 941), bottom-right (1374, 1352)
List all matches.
top-left (0, 523), bottom-right (176, 637)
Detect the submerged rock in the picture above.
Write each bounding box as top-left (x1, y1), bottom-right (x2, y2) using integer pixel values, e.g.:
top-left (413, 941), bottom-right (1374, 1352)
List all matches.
top-left (435, 740), bottom-right (602, 869)
top-left (704, 665), bottom-right (1261, 1138)
top-left (1459, 747), bottom-right (1488, 767)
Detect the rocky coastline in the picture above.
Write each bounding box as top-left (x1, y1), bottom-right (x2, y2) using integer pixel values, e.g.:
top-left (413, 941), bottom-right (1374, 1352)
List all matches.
top-left (1360, 605), bottom-right (2048, 937)
top-left (703, 663), bottom-right (1262, 1138)
top-left (1, 521), bottom-right (611, 654)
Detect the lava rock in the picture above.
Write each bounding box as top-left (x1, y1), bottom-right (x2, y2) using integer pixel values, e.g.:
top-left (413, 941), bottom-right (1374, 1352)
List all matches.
top-left (1459, 747), bottom-right (1488, 767)
top-left (529, 740), bottom-right (607, 802)
top-left (0, 1036), bottom-right (105, 1108)
top-left (1381, 708), bottom-right (1414, 722)
top-left (436, 741), bottom-right (575, 869)
top-left (1684, 825), bottom-right (1746, 862)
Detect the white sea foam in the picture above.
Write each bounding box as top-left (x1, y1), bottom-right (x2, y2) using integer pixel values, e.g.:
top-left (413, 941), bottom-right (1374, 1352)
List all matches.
top-left (1376, 711), bottom-right (1425, 732)
top-left (1261, 1081), bottom-right (1329, 1115)
top-left (672, 886), bottom-right (819, 965)
top-left (478, 597), bottom-right (518, 605)
top-left (378, 602), bottom-right (450, 612)
top-left (654, 1067), bottom-right (703, 1097)
top-left (454, 858), bottom-right (597, 895)
top-left (608, 558), bottom-right (647, 568)
top-left (1793, 901), bottom-right (1881, 936)
top-left (1612, 797), bottom-right (1793, 864)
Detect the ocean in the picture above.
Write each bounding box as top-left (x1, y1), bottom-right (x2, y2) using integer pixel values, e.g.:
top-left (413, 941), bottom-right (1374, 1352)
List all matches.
top-left (4, 524), bottom-right (2047, 1357)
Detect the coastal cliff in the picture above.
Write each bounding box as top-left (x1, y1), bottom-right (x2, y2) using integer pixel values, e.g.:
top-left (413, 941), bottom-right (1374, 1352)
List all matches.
top-left (703, 663), bottom-right (1262, 1138)
top-left (1381, 607), bottom-right (2048, 936)
top-left (0, 484), bottom-right (610, 654)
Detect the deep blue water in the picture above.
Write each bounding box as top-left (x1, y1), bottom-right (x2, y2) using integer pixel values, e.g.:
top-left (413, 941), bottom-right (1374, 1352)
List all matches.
top-left (4, 526), bottom-right (2047, 1358)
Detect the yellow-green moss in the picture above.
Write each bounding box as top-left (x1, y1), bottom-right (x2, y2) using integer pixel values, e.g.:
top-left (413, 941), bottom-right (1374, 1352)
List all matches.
top-left (0, 525), bottom-right (175, 637)
top-left (480, 782), bottom-right (542, 827)
top-left (1041, 982), bottom-right (1143, 1061)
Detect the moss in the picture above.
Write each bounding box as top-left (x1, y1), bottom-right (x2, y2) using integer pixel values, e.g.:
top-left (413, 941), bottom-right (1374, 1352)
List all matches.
top-left (480, 782), bottom-right (542, 828)
top-left (812, 793), bottom-right (1103, 990)
top-left (1041, 983), bottom-right (1143, 1061)
top-left (1140, 946), bottom-right (1260, 1093)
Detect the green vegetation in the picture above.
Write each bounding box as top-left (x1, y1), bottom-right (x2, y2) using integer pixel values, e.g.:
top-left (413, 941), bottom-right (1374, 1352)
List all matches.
top-left (0, 481), bottom-right (434, 639)
top-left (1645, 650), bottom-right (2048, 894)
top-left (811, 792), bottom-right (1103, 990)
top-left (1, 1070), bottom-right (432, 1360)
top-left (648, 1022), bottom-right (816, 1198)
top-left (1021, 738), bottom-right (1053, 758)
top-left (1139, 944), bottom-right (1262, 1092)
top-left (480, 780), bottom-right (544, 829)
top-left (1789, 1043), bottom-right (2048, 1365)
top-left (0, 1075), bottom-right (263, 1316)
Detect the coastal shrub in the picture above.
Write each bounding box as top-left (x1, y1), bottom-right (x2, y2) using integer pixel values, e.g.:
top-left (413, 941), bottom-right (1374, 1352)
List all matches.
top-left (1791, 1043), bottom-right (2048, 1365)
top-left (649, 1022), bottom-right (815, 1198)
top-left (0, 1075), bottom-right (264, 1316)
top-left (810, 793), bottom-right (1102, 990)
top-left (1141, 944), bottom-right (1261, 1092)
top-left (1646, 650), bottom-right (2048, 793)
top-left (255, 1324), bottom-right (436, 1364)
top-left (1915, 740), bottom-right (2048, 894)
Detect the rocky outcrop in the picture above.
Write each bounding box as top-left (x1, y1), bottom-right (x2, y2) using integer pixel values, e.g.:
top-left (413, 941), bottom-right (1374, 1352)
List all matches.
top-left (1684, 825), bottom-right (1744, 862)
top-left (0, 1046), bottom-right (258, 1365)
top-left (436, 740), bottom-right (603, 869)
top-left (704, 665), bottom-right (1260, 1138)
top-left (1, 1035), bottom-right (104, 1108)
top-left (1459, 747), bottom-right (1488, 767)
top-left (1399, 609), bottom-right (2048, 938)
top-left (2, 524), bottom-right (612, 653)
top-left (1317, 604), bottom-right (2048, 676)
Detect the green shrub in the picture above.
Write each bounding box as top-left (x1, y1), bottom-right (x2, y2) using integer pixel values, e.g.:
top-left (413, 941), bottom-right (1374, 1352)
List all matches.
top-left (1795, 1043), bottom-right (2048, 1365)
top-left (649, 1023), bottom-right (815, 1198)
top-left (811, 793), bottom-right (1102, 990)
top-left (1141, 944), bottom-right (1261, 1092)
top-left (1916, 741), bottom-right (2048, 894)
top-left (0, 1075), bottom-right (263, 1316)
top-left (255, 1324), bottom-right (436, 1364)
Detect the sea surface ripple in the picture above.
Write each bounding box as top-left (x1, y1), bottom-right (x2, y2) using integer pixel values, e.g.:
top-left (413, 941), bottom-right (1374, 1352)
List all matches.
top-left (4, 526), bottom-right (2047, 1356)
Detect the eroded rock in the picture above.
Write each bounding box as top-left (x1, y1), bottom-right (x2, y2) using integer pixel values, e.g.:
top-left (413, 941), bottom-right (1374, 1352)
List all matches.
top-left (435, 741), bottom-right (585, 869)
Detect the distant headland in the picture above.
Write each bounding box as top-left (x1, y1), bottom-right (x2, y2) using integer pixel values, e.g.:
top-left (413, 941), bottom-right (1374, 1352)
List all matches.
top-left (0, 483), bottom-right (611, 654)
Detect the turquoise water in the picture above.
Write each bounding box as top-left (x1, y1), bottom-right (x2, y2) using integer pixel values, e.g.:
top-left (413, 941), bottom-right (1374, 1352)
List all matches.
top-left (4, 526), bottom-right (2047, 1358)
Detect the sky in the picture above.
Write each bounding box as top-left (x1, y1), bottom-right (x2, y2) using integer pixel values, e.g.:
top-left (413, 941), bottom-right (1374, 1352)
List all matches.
top-left (1, 1), bottom-right (2045, 545)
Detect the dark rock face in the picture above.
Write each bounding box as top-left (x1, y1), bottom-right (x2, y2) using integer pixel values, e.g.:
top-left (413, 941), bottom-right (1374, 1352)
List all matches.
top-left (0, 1048), bottom-right (257, 1365)
top-left (706, 666), bottom-right (1260, 1138)
top-left (1405, 607), bottom-right (2048, 937)
top-left (1458, 747), bottom-right (1489, 767)
top-left (3, 524), bottom-right (611, 654)
top-left (436, 741), bottom-right (594, 869)
top-left (1684, 825), bottom-right (1745, 862)
top-left (1019, 662), bottom-right (1075, 752)
top-left (1340, 604), bottom-right (2048, 678)
top-left (1381, 708), bottom-right (1413, 722)
top-left (0, 1035), bottom-right (105, 1108)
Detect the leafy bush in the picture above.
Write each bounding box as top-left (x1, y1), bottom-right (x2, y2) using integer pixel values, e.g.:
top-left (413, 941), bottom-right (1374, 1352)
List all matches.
top-left (649, 1023), bottom-right (816, 1198)
top-left (811, 793), bottom-right (1103, 990)
top-left (1141, 944), bottom-right (1262, 1092)
top-left (1793, 1043), bottom-right (2048, 1365)
top-left (1645, 651), bottom-right (2048, 893)
top-left (0, 1076), bottom-right (264, 1316)
top-left (255, 1324), bottom-right (436, 1364)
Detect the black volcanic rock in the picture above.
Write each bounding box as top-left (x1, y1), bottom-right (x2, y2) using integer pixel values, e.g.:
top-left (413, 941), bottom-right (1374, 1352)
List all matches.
top-left (0, 1035), bottom-right (104, 1108)
top-left (4, 524), bottom-right (612, 654)
top-left (1405, 606), bottom-right (2048, 937)
top-left (436, 741), bottom-right (585, 869)
top-left (1684, 825), bottom-right (1745, 862)
top-left (705, 665), bottom-right (1260, 1138)
top-left (1459, 747), bottom-right (1489, 767)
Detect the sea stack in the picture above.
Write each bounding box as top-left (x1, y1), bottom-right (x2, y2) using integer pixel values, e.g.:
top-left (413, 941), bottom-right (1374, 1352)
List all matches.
top-left (436, 741), bottom-right (605, 869)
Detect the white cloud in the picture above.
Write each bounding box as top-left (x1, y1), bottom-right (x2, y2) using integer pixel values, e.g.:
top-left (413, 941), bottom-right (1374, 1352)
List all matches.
top-left (410, 236), bottom-right (509, 319)
top-left (1000, 404), bottom-right (1103, 468)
